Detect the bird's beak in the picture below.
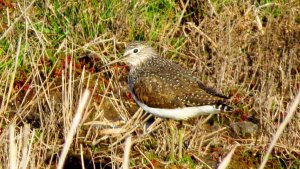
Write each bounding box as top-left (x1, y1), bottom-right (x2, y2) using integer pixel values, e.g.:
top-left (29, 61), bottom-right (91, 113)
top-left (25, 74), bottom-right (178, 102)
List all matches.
top-left (122, 50), bottom-right (130, 58)
top-left (101, 52), bottom-right (130, 68)
top-left (101, 59), bottom-right (121, 68)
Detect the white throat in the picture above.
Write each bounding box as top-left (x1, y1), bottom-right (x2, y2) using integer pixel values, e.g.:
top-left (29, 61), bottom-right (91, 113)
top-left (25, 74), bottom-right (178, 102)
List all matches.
top-left (127, 55), bottom-right (151, 67)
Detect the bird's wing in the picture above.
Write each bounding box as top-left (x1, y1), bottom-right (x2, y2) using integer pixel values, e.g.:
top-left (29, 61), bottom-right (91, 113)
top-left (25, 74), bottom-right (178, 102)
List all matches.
top-left (132, 74), bottom-right (184, 109)
top-left (132, 70), bottom-right (228, 109)
top-left (196, 81), bottom-right (230, 99)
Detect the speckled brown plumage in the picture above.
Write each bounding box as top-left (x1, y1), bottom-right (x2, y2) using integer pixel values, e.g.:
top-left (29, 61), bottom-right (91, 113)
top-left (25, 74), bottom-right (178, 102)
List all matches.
top-left (128, 56), bottom-right (231, 110)
top-left (102, 41), bottom-right (234, 119)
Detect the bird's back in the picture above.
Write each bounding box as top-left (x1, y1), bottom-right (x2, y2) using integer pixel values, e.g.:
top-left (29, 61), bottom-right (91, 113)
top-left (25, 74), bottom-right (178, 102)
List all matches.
top-left (128, 57), bottom-right (232, 111)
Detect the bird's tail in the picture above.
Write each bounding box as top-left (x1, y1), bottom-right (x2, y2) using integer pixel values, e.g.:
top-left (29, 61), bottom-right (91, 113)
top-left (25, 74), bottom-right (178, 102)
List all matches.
top-left (215, 103), bottom-right (233, 112)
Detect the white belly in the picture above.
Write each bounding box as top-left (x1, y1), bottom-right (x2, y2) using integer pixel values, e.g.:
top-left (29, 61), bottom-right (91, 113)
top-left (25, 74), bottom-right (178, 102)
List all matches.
top-left (135, 99), bottom-right (220, 120)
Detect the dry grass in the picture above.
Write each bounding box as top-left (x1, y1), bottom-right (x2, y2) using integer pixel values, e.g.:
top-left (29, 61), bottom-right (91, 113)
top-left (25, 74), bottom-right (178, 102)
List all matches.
top-left (0, 0), bottom-right (300, 168)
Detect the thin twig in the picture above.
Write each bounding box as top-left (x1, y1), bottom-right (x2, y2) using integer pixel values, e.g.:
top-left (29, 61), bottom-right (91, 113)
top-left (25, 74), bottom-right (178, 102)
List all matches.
top-left (9, 125), bottom-right (17, 169)
top-left (0, 0), bottom-right (36, 41)
top-left (218, 144), bottom-right (239, 169)
top-left (259, 90), bottom-right (300, 169)
top-left (167, 0), bottom-right (190, 39)
top-left (187, 22), bottom-right (218, 49)
top-left (122, 135), bottom-right (132, 169)
top-left (57, 90), bottom-right (91, 169)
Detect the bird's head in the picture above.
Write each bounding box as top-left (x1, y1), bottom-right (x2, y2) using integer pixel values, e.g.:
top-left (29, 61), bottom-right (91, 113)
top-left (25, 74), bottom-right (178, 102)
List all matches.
top-left (103, 42), bottom-right (157, 68)
top-left (122, 41), bottom-right (158, 67)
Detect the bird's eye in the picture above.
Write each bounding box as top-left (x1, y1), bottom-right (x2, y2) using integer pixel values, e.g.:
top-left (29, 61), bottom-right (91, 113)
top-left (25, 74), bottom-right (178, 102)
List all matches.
top-left (133, 49), bottom-right (139, 53)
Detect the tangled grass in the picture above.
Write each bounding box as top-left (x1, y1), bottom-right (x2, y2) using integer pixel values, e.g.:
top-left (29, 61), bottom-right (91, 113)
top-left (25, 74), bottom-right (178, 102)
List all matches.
top-left (0, 0), bottom-right (299, 168)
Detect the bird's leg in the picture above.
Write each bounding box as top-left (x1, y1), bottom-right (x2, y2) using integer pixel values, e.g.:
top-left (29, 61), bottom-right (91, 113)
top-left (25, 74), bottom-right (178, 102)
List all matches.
top-left (178, 121), bottom-right (184, 159)
top-left (167, 120), bottom-right (175, 161)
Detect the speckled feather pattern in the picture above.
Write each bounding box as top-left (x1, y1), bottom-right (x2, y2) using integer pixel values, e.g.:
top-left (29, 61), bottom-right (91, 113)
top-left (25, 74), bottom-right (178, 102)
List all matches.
top-left (127, 53), bottom-right (231, 111)
top-left (120, 42), bottom-right (233, 119)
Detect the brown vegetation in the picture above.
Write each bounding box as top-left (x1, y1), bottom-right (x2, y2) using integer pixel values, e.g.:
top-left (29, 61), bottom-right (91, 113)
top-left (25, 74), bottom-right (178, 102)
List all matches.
top-left (0, 0), bottom-right (299, 168)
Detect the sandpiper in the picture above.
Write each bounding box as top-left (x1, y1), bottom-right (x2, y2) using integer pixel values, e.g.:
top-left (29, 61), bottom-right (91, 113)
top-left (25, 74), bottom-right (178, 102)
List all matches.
top-left (104, 41), bottom-right (233, 159)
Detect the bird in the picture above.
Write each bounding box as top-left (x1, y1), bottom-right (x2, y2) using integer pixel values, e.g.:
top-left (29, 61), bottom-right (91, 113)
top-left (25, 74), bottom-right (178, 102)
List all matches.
top-left (103, 41), bottom-right (233, 159)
